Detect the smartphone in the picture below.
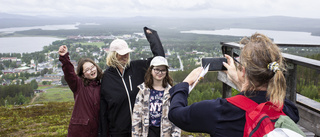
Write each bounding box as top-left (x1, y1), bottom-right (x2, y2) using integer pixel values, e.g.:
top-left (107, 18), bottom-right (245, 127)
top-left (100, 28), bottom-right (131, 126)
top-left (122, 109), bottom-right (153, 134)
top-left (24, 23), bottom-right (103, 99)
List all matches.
top-left (201, 57), bottom-right (227, 71)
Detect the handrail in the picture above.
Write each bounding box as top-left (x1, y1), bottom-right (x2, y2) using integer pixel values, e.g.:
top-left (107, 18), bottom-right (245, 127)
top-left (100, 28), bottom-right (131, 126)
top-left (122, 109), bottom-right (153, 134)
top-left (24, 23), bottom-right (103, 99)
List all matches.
top-left (219, 42), bottom-right (320, 136)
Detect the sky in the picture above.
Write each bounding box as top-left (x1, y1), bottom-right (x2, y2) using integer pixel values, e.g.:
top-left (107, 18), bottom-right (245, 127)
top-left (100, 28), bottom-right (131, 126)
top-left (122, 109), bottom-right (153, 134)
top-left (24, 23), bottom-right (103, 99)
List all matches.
top-left (1, 0), bottom-right (320, 19)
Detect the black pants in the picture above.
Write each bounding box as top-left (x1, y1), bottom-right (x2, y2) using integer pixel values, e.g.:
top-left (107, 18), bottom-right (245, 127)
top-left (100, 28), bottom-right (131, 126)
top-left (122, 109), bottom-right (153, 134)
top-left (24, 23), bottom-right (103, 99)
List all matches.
top-left (148, 126), bottom-right (160, 137)
top-left (109, 133), bottom-right (131, 137)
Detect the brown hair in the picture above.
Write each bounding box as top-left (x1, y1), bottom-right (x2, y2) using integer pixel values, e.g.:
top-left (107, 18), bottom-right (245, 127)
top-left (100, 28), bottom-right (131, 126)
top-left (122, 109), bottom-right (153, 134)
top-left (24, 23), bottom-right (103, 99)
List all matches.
top-left (239, 33), bottom-right (286, 107)
top-left (76, 58), bottom-right (103, 86)
top-left (144, 66), bottom-right (173, 89)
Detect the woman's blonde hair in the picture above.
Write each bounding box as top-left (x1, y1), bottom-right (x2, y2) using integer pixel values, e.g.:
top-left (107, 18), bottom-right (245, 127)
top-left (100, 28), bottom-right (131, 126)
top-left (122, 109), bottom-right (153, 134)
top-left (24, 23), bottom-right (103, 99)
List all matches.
top-left (239, 33), bottom-right (286, 107)
top-left (106, 51), bottom-right (130, 68)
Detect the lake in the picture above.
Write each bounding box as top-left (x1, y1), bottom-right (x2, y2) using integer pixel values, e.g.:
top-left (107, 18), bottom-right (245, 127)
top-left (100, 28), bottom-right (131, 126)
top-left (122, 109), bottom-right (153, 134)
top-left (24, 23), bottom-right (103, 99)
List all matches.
top-left (0, 23), bottom-right (79, 34)
top-left (0, 23), bottom-right (83, 53)
top-left (181, 28), bottom-right (320, 45)
top-left (0, 37), bottom-right (64, 53)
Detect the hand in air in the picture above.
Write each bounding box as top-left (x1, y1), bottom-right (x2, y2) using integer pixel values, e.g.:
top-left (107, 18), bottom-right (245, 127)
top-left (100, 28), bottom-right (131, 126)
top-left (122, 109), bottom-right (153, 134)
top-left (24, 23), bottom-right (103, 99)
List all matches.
top-left (58, 45), bottom-right (68, 56)
top-left (146, 29), bottom-right (152, 34)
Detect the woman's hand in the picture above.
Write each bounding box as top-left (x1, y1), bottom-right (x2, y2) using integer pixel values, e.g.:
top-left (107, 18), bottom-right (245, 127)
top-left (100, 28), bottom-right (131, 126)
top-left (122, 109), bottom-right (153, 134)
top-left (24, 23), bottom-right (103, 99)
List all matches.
top-left (58, 45), bottom-right (68, 56)
top-left (183, 67), bottom-right (203, 86)
top-left (223, 54), bottom-right (242, 90)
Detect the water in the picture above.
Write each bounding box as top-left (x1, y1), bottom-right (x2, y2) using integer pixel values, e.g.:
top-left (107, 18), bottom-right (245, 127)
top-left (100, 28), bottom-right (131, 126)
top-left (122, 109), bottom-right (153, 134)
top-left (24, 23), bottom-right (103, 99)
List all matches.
top-left (181, 28), bottom-right (320, 45)
top-left (0, 24), bottom-right (80, 53)
top-left (0, 37), bottom-right (64, 53)
top-left (0, 23), bottom-right (79, 34)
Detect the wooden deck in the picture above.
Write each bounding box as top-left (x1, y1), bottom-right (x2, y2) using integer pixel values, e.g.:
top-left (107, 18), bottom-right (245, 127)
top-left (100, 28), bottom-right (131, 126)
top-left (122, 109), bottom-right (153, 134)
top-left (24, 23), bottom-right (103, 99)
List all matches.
top-left (299, 125), bottom-right (315, 137)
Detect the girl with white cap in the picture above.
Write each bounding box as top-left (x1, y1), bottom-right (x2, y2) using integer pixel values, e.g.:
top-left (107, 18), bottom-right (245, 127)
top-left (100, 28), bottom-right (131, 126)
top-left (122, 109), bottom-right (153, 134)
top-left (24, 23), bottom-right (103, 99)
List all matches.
top-left (132, 56), bottom-right (181, 137)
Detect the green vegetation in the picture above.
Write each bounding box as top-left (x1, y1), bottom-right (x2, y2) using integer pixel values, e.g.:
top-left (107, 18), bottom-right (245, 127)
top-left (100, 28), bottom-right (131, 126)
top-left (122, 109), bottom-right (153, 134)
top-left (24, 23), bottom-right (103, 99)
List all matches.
top-left (34, 87), bottom-right (73, 103)
top-left (296, 54), bottom-right (320, 101)
top-left (0, 102), bottom-right (72, 137)
top-left (79, 41), bottom-right (105, 48)
top-left (37, 86), bottom-right (52, 90)
top-left (0, 84), bottom-right (33, 106)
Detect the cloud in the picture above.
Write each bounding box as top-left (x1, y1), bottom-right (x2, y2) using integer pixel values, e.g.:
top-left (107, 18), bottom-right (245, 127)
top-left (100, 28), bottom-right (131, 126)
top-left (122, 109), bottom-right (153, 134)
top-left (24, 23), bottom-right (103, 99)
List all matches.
top-left (0, 0), bottom-right (319, 18)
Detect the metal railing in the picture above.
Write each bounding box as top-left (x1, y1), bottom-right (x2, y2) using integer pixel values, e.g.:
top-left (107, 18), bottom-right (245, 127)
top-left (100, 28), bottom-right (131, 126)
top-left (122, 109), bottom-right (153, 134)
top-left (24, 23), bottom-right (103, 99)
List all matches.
top-left (219, 42), bottom-right (320, 136)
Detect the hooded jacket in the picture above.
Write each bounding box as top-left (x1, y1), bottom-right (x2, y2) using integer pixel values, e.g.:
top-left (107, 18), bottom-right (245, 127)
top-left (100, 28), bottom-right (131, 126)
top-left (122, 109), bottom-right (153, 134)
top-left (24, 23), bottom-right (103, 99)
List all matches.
top-left (168, 82), bottom-right (300, 137)
top-left (99, 27), bottom-right (165, 137)
top-left (59, 52), bottom-right (101, 137)
top-left (132, 83), bottom-right (181, 137)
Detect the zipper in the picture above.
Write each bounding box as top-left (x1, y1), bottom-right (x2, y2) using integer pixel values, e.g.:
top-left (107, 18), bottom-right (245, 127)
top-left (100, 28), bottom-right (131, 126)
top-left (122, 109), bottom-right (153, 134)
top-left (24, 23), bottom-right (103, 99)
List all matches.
top-left (116, 68), bottom-right (133, 116)
top-left (129, 75), bottom-right (132, 91)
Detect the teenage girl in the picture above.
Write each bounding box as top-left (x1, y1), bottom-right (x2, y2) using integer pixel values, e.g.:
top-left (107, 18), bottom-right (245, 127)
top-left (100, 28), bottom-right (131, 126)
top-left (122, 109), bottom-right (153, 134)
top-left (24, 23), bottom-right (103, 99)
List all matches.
top-left (59, 45), bottom-right (103, 137)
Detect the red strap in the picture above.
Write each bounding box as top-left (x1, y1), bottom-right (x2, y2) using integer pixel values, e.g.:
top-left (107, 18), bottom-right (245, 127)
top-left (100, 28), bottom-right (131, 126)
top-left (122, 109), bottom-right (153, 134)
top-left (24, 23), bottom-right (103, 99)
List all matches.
top-left (226, 95), bottom-right (258, 112)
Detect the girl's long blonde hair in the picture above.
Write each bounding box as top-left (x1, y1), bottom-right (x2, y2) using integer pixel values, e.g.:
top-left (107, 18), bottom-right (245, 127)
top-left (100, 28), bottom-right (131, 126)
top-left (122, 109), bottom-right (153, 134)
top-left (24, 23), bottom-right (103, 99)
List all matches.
top-left (240, 33), bottom-right (286, 107)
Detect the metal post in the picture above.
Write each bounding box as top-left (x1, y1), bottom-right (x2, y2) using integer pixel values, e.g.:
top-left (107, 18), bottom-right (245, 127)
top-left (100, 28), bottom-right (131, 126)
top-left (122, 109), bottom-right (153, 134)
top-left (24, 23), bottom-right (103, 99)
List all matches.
top-left (221, 45), bottom-right (233, 98)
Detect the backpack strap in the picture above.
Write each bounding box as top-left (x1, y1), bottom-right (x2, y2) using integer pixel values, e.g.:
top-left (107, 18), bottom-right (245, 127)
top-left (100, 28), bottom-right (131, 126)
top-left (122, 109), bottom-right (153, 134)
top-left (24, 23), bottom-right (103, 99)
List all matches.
top-left (226, 95), bottom-right (258, 112)
top-left (227, 95), bottom-right (285, 119)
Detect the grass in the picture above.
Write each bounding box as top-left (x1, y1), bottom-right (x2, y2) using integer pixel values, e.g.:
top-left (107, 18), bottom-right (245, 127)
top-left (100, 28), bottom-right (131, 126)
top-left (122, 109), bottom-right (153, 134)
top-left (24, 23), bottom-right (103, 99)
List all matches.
top-left (1, 85), bottom-right (209, 137)
top-left (37, 85), bottom-right (51, 90)
top-left (0, 102), bottom-right (73, 137)
top-left (34, 86), bottom-right (74, 103)
top-left (79, 41), bottom-right (105, 48)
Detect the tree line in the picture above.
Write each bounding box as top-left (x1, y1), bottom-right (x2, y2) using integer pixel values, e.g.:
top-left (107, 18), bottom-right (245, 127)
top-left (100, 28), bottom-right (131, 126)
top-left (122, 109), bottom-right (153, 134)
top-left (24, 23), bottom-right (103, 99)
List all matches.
top-left (0, 79), bottom-right (37, 106)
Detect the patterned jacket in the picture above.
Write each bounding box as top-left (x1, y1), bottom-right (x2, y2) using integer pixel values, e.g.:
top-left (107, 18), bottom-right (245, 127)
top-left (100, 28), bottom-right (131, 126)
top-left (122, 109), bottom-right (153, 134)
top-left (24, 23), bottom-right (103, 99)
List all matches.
top-left (132, 83), bottom-right (181, 137)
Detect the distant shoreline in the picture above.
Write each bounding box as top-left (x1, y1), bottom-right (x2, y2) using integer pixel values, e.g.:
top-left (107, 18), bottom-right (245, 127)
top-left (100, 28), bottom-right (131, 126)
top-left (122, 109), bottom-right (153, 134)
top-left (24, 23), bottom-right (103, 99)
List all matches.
top-left (0, 36), bottom-right (65, 53)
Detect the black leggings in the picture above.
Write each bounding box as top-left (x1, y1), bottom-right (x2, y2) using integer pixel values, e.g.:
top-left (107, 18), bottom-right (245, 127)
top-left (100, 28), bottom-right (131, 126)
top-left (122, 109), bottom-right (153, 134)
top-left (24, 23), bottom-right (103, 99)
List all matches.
top-left (148, 126), bottom-right (160, 137)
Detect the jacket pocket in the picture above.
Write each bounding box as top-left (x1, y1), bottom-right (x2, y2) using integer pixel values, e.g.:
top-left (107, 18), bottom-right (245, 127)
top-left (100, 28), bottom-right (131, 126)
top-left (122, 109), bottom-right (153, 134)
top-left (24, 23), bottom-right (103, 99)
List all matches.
top-left (70, 118), bottom-right (89, 125)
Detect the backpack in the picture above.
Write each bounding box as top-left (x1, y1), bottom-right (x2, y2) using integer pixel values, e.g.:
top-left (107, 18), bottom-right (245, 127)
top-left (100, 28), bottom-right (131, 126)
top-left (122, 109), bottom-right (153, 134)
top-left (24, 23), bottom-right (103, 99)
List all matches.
top-left (226, 95), bottom-right (305, 137)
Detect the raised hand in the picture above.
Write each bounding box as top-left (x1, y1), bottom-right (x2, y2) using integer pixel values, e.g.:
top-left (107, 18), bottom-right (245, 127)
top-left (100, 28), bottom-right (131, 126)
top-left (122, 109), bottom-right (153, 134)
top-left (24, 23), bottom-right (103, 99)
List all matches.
top-left (58, 45), bottom-right (68, 56)
top-left (146, 29), bottom-right (152, 34)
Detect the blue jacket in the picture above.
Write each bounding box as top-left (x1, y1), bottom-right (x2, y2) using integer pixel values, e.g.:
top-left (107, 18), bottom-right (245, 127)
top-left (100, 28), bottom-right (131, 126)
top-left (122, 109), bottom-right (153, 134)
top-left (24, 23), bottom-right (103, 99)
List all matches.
top-left (168, 82), bottom-right (299, 137)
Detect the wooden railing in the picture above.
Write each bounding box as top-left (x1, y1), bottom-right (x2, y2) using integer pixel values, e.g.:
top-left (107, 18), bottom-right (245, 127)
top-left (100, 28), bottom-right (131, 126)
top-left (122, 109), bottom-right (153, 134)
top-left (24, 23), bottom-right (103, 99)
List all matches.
top-left (218, 42), bottom-right (320, 136)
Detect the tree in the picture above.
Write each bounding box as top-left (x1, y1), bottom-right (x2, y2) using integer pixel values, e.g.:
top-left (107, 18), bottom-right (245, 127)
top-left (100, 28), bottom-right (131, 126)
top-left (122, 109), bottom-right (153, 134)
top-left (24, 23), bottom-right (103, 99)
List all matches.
top-left (41, 68), bottom-right (49, 76)
top-left (30, 79), bottom-right (38, 90)
top-left (61, 76), bottom-right (67, 85)
top-left (21, 79), bottom-right (25, 85)
top-left (16, 79), bottom-right (20, 85)
top-left (42, 81), bottom-right (47, 85)
top-left (15, 92), bottom-right (26, 105)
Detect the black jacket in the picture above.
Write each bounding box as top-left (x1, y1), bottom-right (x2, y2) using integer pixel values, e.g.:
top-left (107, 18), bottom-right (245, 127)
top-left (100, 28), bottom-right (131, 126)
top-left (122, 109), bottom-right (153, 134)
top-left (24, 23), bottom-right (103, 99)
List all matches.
top-left (169, 82), bottom-right (300, 137)
top-left (99, 27), bottom-right (165, 137)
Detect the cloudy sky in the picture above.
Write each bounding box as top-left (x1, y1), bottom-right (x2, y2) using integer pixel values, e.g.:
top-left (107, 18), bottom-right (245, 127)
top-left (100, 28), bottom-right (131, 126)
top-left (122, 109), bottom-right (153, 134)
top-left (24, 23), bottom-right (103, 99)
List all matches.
top-left (1, 0), bottom-right (320, 19)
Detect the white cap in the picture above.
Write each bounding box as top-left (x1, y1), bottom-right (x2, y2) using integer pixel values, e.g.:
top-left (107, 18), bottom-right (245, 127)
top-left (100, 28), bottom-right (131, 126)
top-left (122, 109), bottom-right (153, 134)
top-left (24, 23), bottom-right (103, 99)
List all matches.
top-left (150, 56), bottom-right (168, 67)
top-left (109, 39), bottom-right (133, 55)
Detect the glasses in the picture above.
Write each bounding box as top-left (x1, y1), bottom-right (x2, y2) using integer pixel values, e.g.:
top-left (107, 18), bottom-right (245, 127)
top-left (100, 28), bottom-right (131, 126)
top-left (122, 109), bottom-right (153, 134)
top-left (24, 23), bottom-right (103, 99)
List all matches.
top-left (233, 57), bottom-right (243, 71)
top-left (83, 65), bottom-right (96, 74)
top-left (233, 56), bottom-right (241, 65)
top-left (153, 68), bottom-right (167, 74)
